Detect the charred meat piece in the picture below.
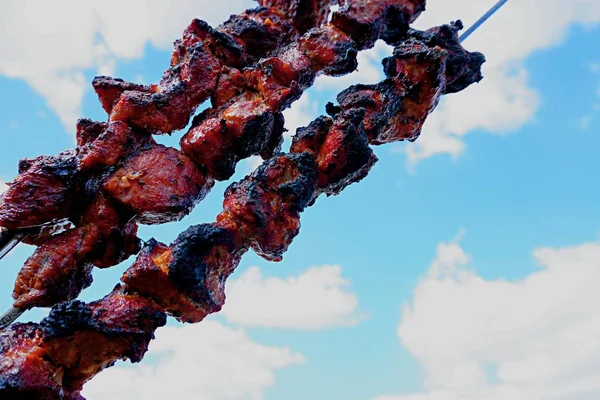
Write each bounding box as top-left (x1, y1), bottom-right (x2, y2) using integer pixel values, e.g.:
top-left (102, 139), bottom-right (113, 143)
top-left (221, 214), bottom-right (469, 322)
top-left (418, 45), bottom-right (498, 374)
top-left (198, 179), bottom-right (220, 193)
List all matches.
top-left (219, 8), bottom-right (296, 64)
top-left (335, 38), bottom-right (448, 144)
top-left (110, 42), bottom-right (221, 134)
top-left (258, 0), bottom-right (333, 33)
top-left (406, 21), bottom-right (486, 94)
top-left (0, 323), bottom-right (63, 399)
top-left (0, 288), bottom-right (166, 398)
top-left (122, 223), bottom-right (246, 323)
top-left (331, 0), bottom-right (426, 49)
top-left (103, 144), bottom-right (214, 225)
top-left (0, 150), bottom-right (80, 230)
top-left (75, 119), bottom-right (107, 148)
top-left (181, 93), bottom-right (282, 180)
top-left (291, 111), bottom-right (377, 196)
top-left (12, 225), bottom-right (101, 310)
top-left (298, 24), bottom-right (358, 76)
top-left (78, 121), bottom-right (154, 171)
top-left (79, 193), bottom-right (140, 268)
top-left (92, 76), bottom-right (155, 115)
top-left (219, 153), bottom-right (317, 261)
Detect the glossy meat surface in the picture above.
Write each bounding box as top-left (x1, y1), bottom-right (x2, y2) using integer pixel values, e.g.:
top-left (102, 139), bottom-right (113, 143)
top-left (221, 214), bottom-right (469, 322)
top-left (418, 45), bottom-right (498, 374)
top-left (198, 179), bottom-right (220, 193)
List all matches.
top-left (219, 153), bottom-right (317, 261)
top-left (0, 150), bottom-right (80, 230)
top-left (122, 223), bottom-right (246, 323)
top-left (181, 94), bottom-right (282, 180)
top-left (79, 193), bottom-right (140, 268)
top-left (0, 323), bottom-right (63, 399)
top-left (12, 225), bottom-right (100, 310)
top-left (103, 145), bottom-right (214, 224)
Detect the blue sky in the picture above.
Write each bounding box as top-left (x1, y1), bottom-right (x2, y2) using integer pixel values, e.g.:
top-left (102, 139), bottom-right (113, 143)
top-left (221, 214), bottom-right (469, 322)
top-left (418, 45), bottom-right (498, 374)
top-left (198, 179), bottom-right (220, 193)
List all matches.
top-left (1, 1), bottom-right (600, 399)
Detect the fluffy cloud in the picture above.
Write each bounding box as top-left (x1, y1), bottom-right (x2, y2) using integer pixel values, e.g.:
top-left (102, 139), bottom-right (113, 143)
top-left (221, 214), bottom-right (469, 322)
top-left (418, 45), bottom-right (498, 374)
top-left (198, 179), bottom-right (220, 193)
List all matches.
top-left (282, 92), bottom-right (320, 138)
top-left (400, 0), bottom-right (600, 165)
top-left (222, 265), bottom-right (364, 330)
top-left (82, 321), bottom-right (305, 400)
top-left (0, 0), bottom-right (254, 132)
top-left (374, 233), bottom-right (600, 400)
top-left (0, 181), bottom-right (7, 194)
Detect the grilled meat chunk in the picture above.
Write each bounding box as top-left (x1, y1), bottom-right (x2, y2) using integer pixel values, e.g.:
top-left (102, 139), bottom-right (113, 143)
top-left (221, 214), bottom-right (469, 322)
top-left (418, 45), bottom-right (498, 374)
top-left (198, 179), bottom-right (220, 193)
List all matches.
top-left (332, 0), bottom-right (426, 48)
top-left (0, 288), bottom-right (166, 398)
top-left (92, 76), bottom-right (155, 115)
top-left (258, 0), bottom-right (333, 33)
top-left (75, 119), bottom-right (107, 148)
top-left (291, 111), bottom-right (377, 196)
top-left (219, 153), bottom-right (317, 261)
top-left (12, 226), bottom-right (100, 310)
top-left (103, 145), bottom-right (214, 225)
top-left (122, 223), bottom-right (245, 323)
top-left (0, 150), bottom-right (80, 230)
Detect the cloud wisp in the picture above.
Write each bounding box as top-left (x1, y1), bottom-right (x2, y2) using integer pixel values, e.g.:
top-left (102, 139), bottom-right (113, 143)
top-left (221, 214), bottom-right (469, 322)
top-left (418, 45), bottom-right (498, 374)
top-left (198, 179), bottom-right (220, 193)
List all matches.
top-left (222, 265), bottom-right (365, 330)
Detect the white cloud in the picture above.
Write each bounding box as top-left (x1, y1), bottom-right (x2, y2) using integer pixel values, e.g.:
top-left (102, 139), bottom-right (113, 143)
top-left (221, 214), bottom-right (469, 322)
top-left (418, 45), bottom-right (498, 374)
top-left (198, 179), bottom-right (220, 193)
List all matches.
top-left (400, 0), bottom-right (600, 165)
top-left (222, 265), bottom-right (365, 330)
top-left (0, 0), bottom-right (254, 133)
top-left (82, 321), bottom-right (305, 400)
top-left (246, 156), bottom-right (264, 173)
top-left (0, 181), bottom-right (7, 194)
top-left (282, 92), bottom-right (320, 138)
top-left (373, 232), bottom-right (600, 400)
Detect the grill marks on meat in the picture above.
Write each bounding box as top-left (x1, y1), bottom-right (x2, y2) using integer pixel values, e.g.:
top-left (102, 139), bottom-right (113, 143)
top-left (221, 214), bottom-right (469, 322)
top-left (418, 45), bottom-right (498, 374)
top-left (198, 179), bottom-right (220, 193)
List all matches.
top-left (219, 153), bottom-right (317, 261)
top-left (0, 289), bottom-right (166, 398)
top-left (406, 21), bottom-right (485, 94)
top-left (332, 0), bottom-right (426, 49)
top-left (103, 145), bottom-right (214, 225)
top-left (0, 151), bottom-right (80, 230)
top-left (91, 76), bottom-right (155, 115)
top-left (291, 112), bottom-right (377, 197)
top-left (77, 121), bottom-right (154, 171)
top-left (12, 226), bottom-right (100, 310)
top-left (122, 224), bottom-right (246, 323)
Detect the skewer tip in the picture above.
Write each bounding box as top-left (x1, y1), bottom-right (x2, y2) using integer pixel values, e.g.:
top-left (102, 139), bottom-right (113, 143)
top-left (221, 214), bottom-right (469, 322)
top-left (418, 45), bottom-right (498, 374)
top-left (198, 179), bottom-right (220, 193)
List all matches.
top-left (0, 307), bottom-right (24, 329)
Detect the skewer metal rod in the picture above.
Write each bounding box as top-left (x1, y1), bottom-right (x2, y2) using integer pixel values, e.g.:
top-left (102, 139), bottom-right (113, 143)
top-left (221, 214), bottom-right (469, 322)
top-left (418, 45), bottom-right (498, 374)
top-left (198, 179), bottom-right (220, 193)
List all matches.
top-left (0, 307), bottom-right (24, 329)
top-left (0, 229), bottom-right (25, 261)
top-left (459, 0), bottom-right (508, 43)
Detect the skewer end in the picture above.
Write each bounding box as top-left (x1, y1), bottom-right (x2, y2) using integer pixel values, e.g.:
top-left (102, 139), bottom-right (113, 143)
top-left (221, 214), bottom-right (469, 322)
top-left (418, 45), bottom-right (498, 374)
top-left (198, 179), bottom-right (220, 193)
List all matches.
top-left (0, 307), bottom-right (24, 329)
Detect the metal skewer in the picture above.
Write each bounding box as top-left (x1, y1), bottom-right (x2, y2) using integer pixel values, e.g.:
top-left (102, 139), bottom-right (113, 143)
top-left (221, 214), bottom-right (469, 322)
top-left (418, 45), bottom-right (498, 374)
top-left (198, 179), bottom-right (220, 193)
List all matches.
top-left (0, 228), bottom-right (25, 261)
top-left (459, 0), bottom-right (509, 43)
top-left (0, 1), bottom-right (510, 329)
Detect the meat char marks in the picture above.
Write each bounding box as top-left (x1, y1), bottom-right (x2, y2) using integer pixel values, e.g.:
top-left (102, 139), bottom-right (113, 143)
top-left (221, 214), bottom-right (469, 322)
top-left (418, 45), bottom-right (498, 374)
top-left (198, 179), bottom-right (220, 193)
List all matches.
top-left (122, 223), bottom-right (246, 323)
top-left (0, 288), bottom-right (166, 399)
top-left (219, 153), bottom-right (317, 261)
top-left (0, 150), bottom-right (80, 230)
